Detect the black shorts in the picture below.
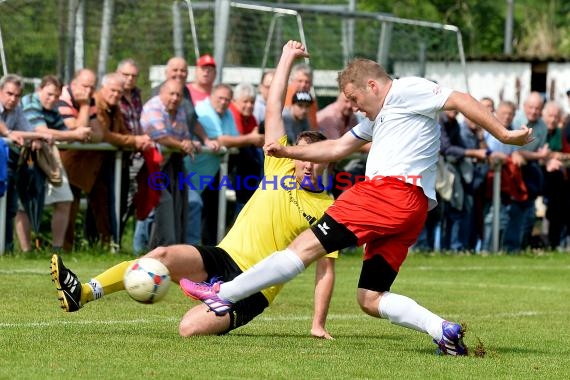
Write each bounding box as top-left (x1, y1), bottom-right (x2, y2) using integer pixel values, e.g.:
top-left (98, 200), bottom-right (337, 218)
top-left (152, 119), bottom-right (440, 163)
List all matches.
top-left (195, 246), bottom-right (269, 333)
top-left (311, 213), bottom-right (397, 292)
top-left (310, 212), bottom-right (358, 253)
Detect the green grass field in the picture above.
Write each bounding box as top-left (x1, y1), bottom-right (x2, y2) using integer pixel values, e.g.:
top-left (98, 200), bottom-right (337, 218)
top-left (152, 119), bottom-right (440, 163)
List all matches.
top-left (0, 250), bottom-right (569, 379)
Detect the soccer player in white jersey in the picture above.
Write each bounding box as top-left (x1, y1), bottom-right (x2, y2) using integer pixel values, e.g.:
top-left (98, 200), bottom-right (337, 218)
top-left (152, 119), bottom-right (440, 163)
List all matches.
top-left (180, 40), bottom-right (533, 355)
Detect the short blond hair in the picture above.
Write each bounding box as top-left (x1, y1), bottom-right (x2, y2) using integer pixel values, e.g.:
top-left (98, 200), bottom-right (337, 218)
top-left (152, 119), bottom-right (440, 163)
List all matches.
top-left (337, 58), bottom-right (390, 91)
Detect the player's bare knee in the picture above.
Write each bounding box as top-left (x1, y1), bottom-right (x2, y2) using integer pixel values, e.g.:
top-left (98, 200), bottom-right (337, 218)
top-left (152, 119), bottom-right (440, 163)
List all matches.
top-left (358, 300), bottom-right (378, 317)
top-left (179, 313), bottom-right (217, 337)
top-left (356, 290), bottom-right (382, 317)
top-left (178, 319), bottom-right (199, 337)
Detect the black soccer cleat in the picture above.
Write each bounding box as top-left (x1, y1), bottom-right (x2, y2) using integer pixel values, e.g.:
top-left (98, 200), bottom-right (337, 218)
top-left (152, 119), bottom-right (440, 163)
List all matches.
top-left (50, 254), bottom-right (82, 312)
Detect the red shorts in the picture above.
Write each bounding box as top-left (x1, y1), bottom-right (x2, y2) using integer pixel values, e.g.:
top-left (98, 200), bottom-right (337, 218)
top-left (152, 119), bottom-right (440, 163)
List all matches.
top-left (326, 177), bottom-right (428, 271)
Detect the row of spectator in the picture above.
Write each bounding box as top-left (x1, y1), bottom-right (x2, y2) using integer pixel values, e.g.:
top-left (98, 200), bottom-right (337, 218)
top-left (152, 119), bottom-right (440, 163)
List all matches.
top-left (0, 53), bottom-right (360, 254)
top-left (415, 93), bottom-right (570, 253)
top-left (5, 51), bottom-right (565, 255)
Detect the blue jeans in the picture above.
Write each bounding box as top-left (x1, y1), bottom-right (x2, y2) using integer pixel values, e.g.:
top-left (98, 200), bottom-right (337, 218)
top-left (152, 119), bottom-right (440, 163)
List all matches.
top-left (442, 205), bottom-right (466, 251)
top-left (185, 189), bottom-right (203, 245)
top-left (4, 176), bottom-right (18, 252)
top-left (4, 154), bottom-right (18, 252)
top-left (413, 205), bottom-right (442, 251)
top-left (483, 203), bottom-right (511, 252)
top-left (503, 200), bottom-right (536, 253)
top-left (133, 212), bottom-right (154, 256)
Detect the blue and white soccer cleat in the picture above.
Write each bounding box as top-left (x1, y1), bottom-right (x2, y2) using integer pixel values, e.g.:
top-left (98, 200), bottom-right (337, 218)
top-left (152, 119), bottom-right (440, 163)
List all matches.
top-left (179, 277), bottom-right (233, 316)
top-left (434, 321), bottom-right (468, 356)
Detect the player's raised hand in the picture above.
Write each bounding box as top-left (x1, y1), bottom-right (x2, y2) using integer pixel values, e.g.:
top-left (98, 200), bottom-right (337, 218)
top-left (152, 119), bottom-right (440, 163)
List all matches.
top-left (283, 40), bottom-right (310, 60)
top-left (264, 141), bottom-right (287, 158)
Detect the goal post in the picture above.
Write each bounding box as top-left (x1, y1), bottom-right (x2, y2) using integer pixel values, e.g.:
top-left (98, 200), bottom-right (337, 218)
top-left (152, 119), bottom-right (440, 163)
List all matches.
top-left (180, 1), bottom-right (470, 96)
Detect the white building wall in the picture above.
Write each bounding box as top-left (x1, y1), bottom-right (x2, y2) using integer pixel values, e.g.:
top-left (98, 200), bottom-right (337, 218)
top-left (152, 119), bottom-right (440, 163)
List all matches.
top-left (394, 61), bottom-right (532, 109)
top-left (547, 63), bottom-right (570, 114)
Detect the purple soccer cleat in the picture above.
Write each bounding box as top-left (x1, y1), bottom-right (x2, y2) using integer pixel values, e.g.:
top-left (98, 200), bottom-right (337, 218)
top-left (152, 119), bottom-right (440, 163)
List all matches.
top-left (179, 277), bottom-right (233, 316)
top-left (434, 321), bottom-right (468, 356)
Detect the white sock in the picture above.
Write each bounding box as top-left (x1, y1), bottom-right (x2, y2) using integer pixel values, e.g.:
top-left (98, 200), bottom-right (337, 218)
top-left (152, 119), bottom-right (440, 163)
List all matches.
top-left (378, 292), bottom-right (444, 340)
top-left (88, 279), bottom-right (104, 300)
top-left (218, 249), bottom-right (305, 302)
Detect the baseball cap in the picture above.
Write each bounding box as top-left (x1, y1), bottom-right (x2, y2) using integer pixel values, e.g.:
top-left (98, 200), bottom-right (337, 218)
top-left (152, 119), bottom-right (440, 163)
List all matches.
top-left (196, 54), bottom-right (216, 68)
top-left (292, 91), bottom-right (313, 105)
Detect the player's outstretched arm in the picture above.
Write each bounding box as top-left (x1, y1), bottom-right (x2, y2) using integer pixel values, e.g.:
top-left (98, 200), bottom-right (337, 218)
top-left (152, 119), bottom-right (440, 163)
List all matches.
top-left (264, 40), bottom-right (309, 144)
top-left (265, 130), bottom-right (363, 162)
top-left (444, 91), bottom-right (533, 146)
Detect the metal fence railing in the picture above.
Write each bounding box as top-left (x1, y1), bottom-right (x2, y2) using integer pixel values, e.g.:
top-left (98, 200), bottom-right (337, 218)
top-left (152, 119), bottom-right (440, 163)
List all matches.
top-left (0, 140), bottom-right (228, 255)
top-left (1, 138), bottom-right (508, 255)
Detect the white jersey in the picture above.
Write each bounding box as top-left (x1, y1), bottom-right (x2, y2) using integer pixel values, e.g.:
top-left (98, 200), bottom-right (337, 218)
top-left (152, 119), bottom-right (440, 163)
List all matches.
top-left (351, 77), bottom-right (452, 210)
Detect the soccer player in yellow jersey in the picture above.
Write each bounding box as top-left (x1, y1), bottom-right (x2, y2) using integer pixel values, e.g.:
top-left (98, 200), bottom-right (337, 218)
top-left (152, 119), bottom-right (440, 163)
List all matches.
top-left (50, 47), bottom-right (338, 338)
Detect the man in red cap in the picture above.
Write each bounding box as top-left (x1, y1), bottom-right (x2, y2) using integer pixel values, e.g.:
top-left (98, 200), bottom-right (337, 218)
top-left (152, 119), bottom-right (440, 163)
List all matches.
top-left (187, 54), bottom-right (217, 106)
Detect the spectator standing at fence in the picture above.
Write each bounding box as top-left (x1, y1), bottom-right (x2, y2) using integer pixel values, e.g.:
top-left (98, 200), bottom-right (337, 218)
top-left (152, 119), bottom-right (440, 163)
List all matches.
top-left (0, 74), bottom-right (53, 252)
top-left (503, 92), bottom-right (548, 252)
top-left (283, 91), bottom-right (313, 145)
top-left (117, 59), bottom-right (144, 136)
top-left (253, 69), bottom-right (275, 127)
top-left (57, 68), bottom-right (101, 251)
top-left (181, 55), bottom-right (219, 246)
top-left (15, 75), bottom-right (91, 252)
top-left (541, 101), bottom-right (570, 249)
top-left (438, 110), bottom-right (487, 251)
top-left (187, 54), bottom-right (216, 106)
top-left (141, 79), bottom-right (196, 247)
top-left (89, 73), bottom-right (152, 248)
top-left (142, 58), bottom-right (218, 252)
top-left (192, 83), bottom-right (264, 245)
top-left (480, 97), bottom-right (495, 114)
top-left (414, 107), bottom-right (487, 252)
top-left (228, 82), bottom-right (264, 216)
top-left (284, 63), bottom-right (318, 130)
top-left (151, 57), bottom-right (216, 148)
top-left (543, 101), bottom-right (563, 152)
top-left (459, 107), bottom-right (490, 250)
top-left (414, 112), bottom-right (476, 251)
top-left (481, 100), bottom-right (522, 252)
top-left (116, 59), bottom-right (145, 244)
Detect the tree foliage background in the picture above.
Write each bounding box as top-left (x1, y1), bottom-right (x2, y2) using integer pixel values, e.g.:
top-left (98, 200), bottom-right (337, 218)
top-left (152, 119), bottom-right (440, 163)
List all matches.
top-left (356, 0), bottom-right (570, 57)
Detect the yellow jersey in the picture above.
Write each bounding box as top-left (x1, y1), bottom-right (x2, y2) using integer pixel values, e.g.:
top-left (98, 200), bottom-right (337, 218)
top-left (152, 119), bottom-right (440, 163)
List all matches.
top-left (218, 136), bottom-right (336, 303)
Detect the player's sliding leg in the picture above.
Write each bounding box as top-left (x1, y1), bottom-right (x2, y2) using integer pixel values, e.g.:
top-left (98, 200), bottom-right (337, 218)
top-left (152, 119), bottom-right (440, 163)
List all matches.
top-left (50, 254), bottom-right (133, 312)
top-left (179, 229), bottom-right (325, 314)
top-left (179, 249), bottom-right (306, 314)
top-left (178, 303), bottom-right (232, 336)
top-left (51, 245), bottom-right (209, 312)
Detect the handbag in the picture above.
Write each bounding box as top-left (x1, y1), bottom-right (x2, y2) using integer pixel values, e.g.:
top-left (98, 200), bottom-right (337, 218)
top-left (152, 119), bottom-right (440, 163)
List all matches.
top-left (19, 142), bottom-right (63, 187)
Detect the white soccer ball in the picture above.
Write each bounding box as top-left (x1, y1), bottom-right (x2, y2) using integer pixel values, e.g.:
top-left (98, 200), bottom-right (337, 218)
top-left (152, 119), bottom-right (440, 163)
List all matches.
top-left (124, 258), bottom-right (171, 304)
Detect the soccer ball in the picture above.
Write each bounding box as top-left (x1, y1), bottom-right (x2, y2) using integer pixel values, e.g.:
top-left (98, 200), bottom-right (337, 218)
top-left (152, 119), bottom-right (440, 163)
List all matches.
top-left (124, 258), bottom-right (171, 304)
